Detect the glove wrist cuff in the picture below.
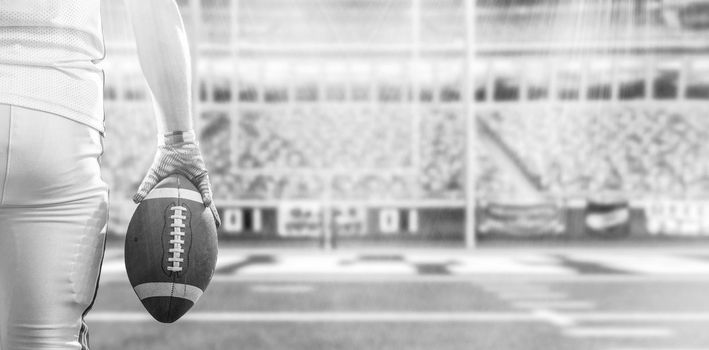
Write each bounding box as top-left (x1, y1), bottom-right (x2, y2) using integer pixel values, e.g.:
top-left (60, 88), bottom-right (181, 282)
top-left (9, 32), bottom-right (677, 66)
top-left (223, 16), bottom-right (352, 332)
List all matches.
top-left (159, 130), bottom-right (196, 146)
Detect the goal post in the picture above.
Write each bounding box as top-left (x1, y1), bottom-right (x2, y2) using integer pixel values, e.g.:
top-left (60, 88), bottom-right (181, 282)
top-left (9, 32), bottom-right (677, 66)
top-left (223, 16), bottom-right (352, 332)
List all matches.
top-left (464, 0), bottom-right (478, 249)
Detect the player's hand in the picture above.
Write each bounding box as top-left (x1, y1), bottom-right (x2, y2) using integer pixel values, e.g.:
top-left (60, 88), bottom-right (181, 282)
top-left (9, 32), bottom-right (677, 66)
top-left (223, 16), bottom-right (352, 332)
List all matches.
top-left (133, 134), bottom-right (221, 228)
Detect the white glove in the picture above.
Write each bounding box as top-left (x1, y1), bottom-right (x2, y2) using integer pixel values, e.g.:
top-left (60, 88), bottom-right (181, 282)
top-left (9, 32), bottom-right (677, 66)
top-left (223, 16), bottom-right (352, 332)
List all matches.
top-left (133, 131), bottom-right (221, 228)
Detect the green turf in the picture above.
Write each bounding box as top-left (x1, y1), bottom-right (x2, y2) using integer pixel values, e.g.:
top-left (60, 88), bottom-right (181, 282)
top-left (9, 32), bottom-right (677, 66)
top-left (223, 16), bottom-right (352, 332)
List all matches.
top-left (94, 280), bottom-right (512, 312)
top-left (87, 278), bottom-right (709, 350)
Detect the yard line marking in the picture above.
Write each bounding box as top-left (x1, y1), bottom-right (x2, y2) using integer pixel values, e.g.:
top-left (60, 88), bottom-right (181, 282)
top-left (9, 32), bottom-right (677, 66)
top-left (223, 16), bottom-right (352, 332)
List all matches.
top-left (250, 284), bottom-right (315, 294)
top-left (532, 309), bottom-right (576, 327)
top-left (512, 301), bottom-right (596, 310)
top-left (480, 284), bottom-right (554, 293)
top-left (481, 283), bottom-right (552, 289)
top-left (86, 312), bottom-right (542, 323)
top-left (86, 311), bottom-right (709, 324)
top-left (97, 273), bottom-right (709, 284)
top-left (568, 313), bottom-right (709, 322)
top-left (205, 274), bottom-right (709, 283)
top-left (563, 327), bottom-right (674, 338)
top-left (238, 260), bottom-right (417, 275)
top-left (606, 348), bottom-right (708, 350)
top-left (496, 292), bottom-right (568, 301)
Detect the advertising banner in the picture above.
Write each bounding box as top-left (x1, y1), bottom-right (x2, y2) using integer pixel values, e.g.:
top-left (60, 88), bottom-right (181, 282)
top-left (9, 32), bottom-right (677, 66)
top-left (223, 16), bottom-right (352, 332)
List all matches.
top-left (331, 205), bottom-right (368, 237)
top-left (644, 200), bottom-right (709, 236)
top-left (478, 201), bottom-right (566, 237)
top-left (585, 198), bottom-right (631, 239)
top-left (277, 202), bottom-right (324, 238)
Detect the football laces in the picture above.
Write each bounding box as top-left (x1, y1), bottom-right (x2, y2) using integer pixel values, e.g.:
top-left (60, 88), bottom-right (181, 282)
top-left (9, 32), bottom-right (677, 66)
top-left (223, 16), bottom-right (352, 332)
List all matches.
top-left (167, 205), bottom-right (187, 272)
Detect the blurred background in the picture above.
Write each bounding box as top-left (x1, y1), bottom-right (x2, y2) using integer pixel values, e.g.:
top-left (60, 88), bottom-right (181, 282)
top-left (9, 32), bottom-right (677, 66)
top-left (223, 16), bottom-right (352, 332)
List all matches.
top-left (100, 0), bottom-right (709, 246)
top-left (90, 0), bottom-right (709, 349)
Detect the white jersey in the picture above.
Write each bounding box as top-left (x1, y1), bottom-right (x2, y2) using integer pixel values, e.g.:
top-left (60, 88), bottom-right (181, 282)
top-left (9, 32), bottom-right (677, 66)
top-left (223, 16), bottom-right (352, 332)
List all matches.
top-left (0, 0), bottom-right (105, 132)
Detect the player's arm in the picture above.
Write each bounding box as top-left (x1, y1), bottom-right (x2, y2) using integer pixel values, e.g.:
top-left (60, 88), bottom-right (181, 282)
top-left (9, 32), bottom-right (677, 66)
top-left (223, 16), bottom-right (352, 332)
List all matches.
top-left (124, 0), bottom-right (220, 226)
top-left (123, 0), bottom-right (191, 132)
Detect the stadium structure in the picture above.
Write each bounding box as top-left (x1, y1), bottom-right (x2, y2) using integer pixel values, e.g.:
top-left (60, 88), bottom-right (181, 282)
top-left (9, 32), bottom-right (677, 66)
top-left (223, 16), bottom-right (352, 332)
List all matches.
top-left (99, 0), bottom-right (709, 248)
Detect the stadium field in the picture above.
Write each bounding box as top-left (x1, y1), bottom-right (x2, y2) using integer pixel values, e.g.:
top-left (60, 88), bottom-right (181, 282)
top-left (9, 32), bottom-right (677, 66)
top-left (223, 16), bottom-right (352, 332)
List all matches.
top-left (88, 248), bottom-right (709, 350)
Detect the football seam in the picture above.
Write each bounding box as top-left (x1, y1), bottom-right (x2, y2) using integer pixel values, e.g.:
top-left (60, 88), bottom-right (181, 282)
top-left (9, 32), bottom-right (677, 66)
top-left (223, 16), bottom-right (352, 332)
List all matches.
top-left (173, 174), bottom-right (179, 322)
top-left (170, 177), bottom-right (177, 321)
top-left (169, 281), bottom-right (176, 321)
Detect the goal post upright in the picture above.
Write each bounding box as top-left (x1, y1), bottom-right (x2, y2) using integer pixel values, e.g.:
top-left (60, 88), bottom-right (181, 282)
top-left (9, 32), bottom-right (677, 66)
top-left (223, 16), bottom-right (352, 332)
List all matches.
top-left (411, 0), bottom-right (422, 200)
top-left (229, 0), bottom-right (241, 173)
top-left (464, 0), bottom-right (478, 249)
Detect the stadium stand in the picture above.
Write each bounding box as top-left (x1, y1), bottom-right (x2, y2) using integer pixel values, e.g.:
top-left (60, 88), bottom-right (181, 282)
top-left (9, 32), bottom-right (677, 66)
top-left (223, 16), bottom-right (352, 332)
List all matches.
top-left (420, 108), bottom-right (465, 199)
top-left (480, 105), bottom-right (709, 197)
top-left (102, 101), bottom-right (468, 202)
top-left (236, 107), bottom-right (412, 170)
top-left (200, 106), bottom-right (465, 200)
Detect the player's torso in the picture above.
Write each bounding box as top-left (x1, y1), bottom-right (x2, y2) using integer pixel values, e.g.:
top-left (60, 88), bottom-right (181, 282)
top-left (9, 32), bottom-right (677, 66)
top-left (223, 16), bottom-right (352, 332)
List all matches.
top-left (0, 0), bottom-right (105, 131)
top-left (0, 0), bottom-right (104, 66)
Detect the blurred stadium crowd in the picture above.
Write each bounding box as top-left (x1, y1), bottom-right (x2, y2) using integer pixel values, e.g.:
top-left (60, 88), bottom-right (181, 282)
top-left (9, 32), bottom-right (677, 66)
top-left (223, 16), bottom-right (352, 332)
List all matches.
top-left (102, 103), bottom-right (465, 203)
top-left (480, 105), bottom-right (709, 198)
top-left (104, 98), bottom-right (709, 205)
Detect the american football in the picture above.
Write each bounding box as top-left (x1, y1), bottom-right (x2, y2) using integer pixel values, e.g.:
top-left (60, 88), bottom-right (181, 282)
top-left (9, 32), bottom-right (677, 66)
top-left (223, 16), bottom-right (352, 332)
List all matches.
top-left (125, 174), bottom-right (218, 323)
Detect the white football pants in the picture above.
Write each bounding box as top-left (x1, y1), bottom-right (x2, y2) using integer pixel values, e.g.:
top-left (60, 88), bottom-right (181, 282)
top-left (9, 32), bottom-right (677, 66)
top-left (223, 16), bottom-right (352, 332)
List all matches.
top-left (0, 104), bottom-right (108, 350)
